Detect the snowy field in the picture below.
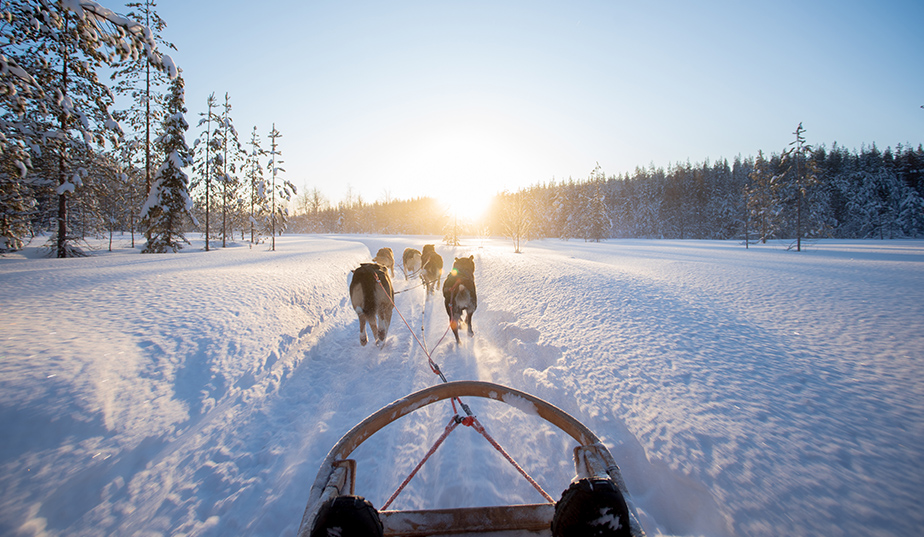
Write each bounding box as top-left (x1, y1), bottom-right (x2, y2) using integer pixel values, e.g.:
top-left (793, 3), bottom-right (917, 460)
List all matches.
top-left (1, 234), bottom-right (922, 537)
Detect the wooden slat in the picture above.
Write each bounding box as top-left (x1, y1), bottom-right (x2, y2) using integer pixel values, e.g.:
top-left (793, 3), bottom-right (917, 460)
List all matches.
top-left (380, 504), bottom-right (555, 536)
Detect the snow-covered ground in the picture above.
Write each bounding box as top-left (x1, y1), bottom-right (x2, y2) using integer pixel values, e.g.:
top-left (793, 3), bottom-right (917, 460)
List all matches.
top-left (1, 235), bottom-right (922, 537)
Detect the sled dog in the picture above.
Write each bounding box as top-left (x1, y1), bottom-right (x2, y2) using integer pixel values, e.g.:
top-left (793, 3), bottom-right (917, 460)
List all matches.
top-left (402, 247), bottom-right (422, 280)
top-left (349, 263), bottom-right (394, 346)
top-left (443, 255), bottom-right (477, 344)
top-left (373, 247), bottom-right (395, 278)
top-left (420, 244), bottom-right (443, 295)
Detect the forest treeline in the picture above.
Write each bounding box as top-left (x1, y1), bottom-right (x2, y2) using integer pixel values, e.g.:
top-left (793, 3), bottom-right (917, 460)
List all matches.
top-left (289, 139), bottom-right (924, 247)
top-left (2, 2), bottom-right (922, 256)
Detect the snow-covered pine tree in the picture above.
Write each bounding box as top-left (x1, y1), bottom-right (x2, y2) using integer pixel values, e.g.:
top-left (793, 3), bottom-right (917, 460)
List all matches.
top-left (266, 124), bottom-right (295, 251)
top-left (244, 126), bottom-right (267, 244)
top-left (92, 149), bottom-right (129, 251)
top-left (583, 164), bottom-right (611, 242)
top-left (219, 93), bottom-right (244, 247)
top-left (140, 72), bottom-right (195, 253)
top-left (0, 139), bottom-right (35, 251)
top-left (112, 139), bottom-right (142, 246)
top-left (192, 93), bottom-right (222, 251)
top-left (746, 150), bottom-right (779, 244)
top-left (777, 123), bottom-right (822, 251)
top-left (0, 1), bottom-right (43, 250)
top-left (110, 0), bottom-right (175, 197)
top-left (897, 182), bottom-right (924, 237)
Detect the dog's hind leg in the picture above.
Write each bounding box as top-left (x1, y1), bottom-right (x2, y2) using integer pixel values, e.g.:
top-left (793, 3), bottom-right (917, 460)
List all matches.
top-left (358, 314), bottom-right (368, 346)
top-left (377, 307), bottom-right (393, 346)
top-left (465, 309), bottom-right (474, 338)
top-left (450, 306), bottom-right (462, 344)
top-left (366, 314), bottom-right (379, 346)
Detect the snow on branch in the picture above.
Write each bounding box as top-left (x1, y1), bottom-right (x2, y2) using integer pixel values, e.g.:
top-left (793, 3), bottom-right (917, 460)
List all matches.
top-left (64, 0), bottom-right (178, 78)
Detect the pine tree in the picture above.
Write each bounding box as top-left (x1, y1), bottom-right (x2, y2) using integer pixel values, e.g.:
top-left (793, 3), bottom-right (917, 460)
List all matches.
top-left (140, 72), bottom-right (195, 252)
top-left (218, 93), bottom-right (243, 247)
top-left (0, 140), bottom-right (36, 251)
top-left (113, 138), bottom-right (143, 246)
top-left (110, 0), bottom-right (175, 197)
top-left (192, 93), bottom-right (222, 251)
top-left (746, 150), bottom-right (780, 243)
top-left (583, 164), bottom-right (610, 241)
top-left (266, 124), bottom-right (295, 251)
top-left (244, 126), bottom-right (267, 243)
top-left (777, 123), bottom-right (821, 251)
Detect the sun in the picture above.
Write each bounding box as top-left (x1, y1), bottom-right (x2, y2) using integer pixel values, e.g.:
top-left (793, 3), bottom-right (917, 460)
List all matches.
top-left (438, 188), bottom-right (494, 223)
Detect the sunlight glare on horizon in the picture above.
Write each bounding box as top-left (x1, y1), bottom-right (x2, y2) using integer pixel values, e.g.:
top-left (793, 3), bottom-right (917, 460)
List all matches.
top-left (349, 109), bottom-right (560, 218)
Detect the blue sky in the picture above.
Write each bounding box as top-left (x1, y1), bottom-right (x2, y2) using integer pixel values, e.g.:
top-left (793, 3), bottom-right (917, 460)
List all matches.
top-left (154, 0), bottom-right (923, 215)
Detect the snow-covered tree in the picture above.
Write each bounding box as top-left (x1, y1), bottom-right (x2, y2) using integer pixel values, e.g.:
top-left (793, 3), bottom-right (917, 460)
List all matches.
top-left (582, 164), bottom-right (610, 241)
top-left (112, 138), bottom-right (142, 246)
top-left (0, 0), bottom-right (175, 257)
top-left (192, 93), bottom-right (222, 251)
top-left (746, 150), bottom-right (777, 244)
top-left (140, 71), bottom-right (195, 252)
top-left (218, 92), bottom-right (243, 247)
top-left (776, 123), bottom-right (822, 251)
top-left (0, 140), bottom-right (37, 251)
top-left (110, 0), bottom-right (175, 196)
top-left (266, 123), bottom-right (295, 251)
top-left (243, 125), bottom-right (267, 243)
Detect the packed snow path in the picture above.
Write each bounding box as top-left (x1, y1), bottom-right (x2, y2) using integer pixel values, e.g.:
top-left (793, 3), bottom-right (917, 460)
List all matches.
top-left (2, 236), bottom-right (922, 537)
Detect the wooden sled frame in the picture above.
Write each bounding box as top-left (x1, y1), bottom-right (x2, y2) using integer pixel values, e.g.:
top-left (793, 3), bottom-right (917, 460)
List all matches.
top-left (296, 380), bottom-right (644, 536)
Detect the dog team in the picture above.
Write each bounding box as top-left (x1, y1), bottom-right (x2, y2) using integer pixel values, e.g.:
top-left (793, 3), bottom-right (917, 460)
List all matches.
top-left (349, 245), bottom-right (477, 347)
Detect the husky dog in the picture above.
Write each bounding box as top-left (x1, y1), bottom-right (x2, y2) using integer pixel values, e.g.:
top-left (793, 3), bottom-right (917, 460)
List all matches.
top-left (420, 244), bottom-right (443, 295)
top-left (443, 255), bottom-right (477, 344)
top-left (349, 263), bottom-right (394, 346)
top-left (373, 247), bottom-right (395, 278)
top-left (402, 247), bottom-right (422, 280)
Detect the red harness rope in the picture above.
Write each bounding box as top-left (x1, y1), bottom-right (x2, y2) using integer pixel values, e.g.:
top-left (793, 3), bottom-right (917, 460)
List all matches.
top-left (371, 272), bottom-right (553, 506)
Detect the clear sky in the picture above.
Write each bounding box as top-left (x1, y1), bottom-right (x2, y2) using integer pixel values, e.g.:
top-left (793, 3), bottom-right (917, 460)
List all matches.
top-left (153, 0), bottom-right (923, 216)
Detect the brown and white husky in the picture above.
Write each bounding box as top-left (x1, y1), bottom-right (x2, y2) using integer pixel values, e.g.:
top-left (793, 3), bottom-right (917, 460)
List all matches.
top-left (402, 247), bottom-right (422, 280)
top-left (349, 263), bottom-right (394, 346)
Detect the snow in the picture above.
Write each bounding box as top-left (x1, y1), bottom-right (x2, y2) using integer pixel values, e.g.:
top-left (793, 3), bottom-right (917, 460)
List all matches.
top-left (1, 235), bottom-right (922, 537)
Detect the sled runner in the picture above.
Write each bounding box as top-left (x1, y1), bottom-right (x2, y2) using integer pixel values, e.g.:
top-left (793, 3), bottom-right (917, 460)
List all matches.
top-left (296, 380), bottom-right (645, 537)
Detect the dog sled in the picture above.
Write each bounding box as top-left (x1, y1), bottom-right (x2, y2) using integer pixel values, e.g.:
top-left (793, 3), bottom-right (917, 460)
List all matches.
top-left (296, 380), bottom-right (646, 537)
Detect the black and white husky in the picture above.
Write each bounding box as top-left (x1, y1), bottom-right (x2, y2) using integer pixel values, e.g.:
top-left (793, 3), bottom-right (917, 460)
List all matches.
top-left (442, 255), bottom-right (477, 344)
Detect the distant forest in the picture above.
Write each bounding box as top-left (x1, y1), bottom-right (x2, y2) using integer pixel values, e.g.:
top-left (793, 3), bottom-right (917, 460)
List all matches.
top-left (291, 140), bottom-right (924, 244)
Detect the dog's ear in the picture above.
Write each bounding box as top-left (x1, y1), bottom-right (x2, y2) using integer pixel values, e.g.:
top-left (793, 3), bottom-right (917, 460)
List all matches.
top-left (468, 255), bottom-right (474, 261)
